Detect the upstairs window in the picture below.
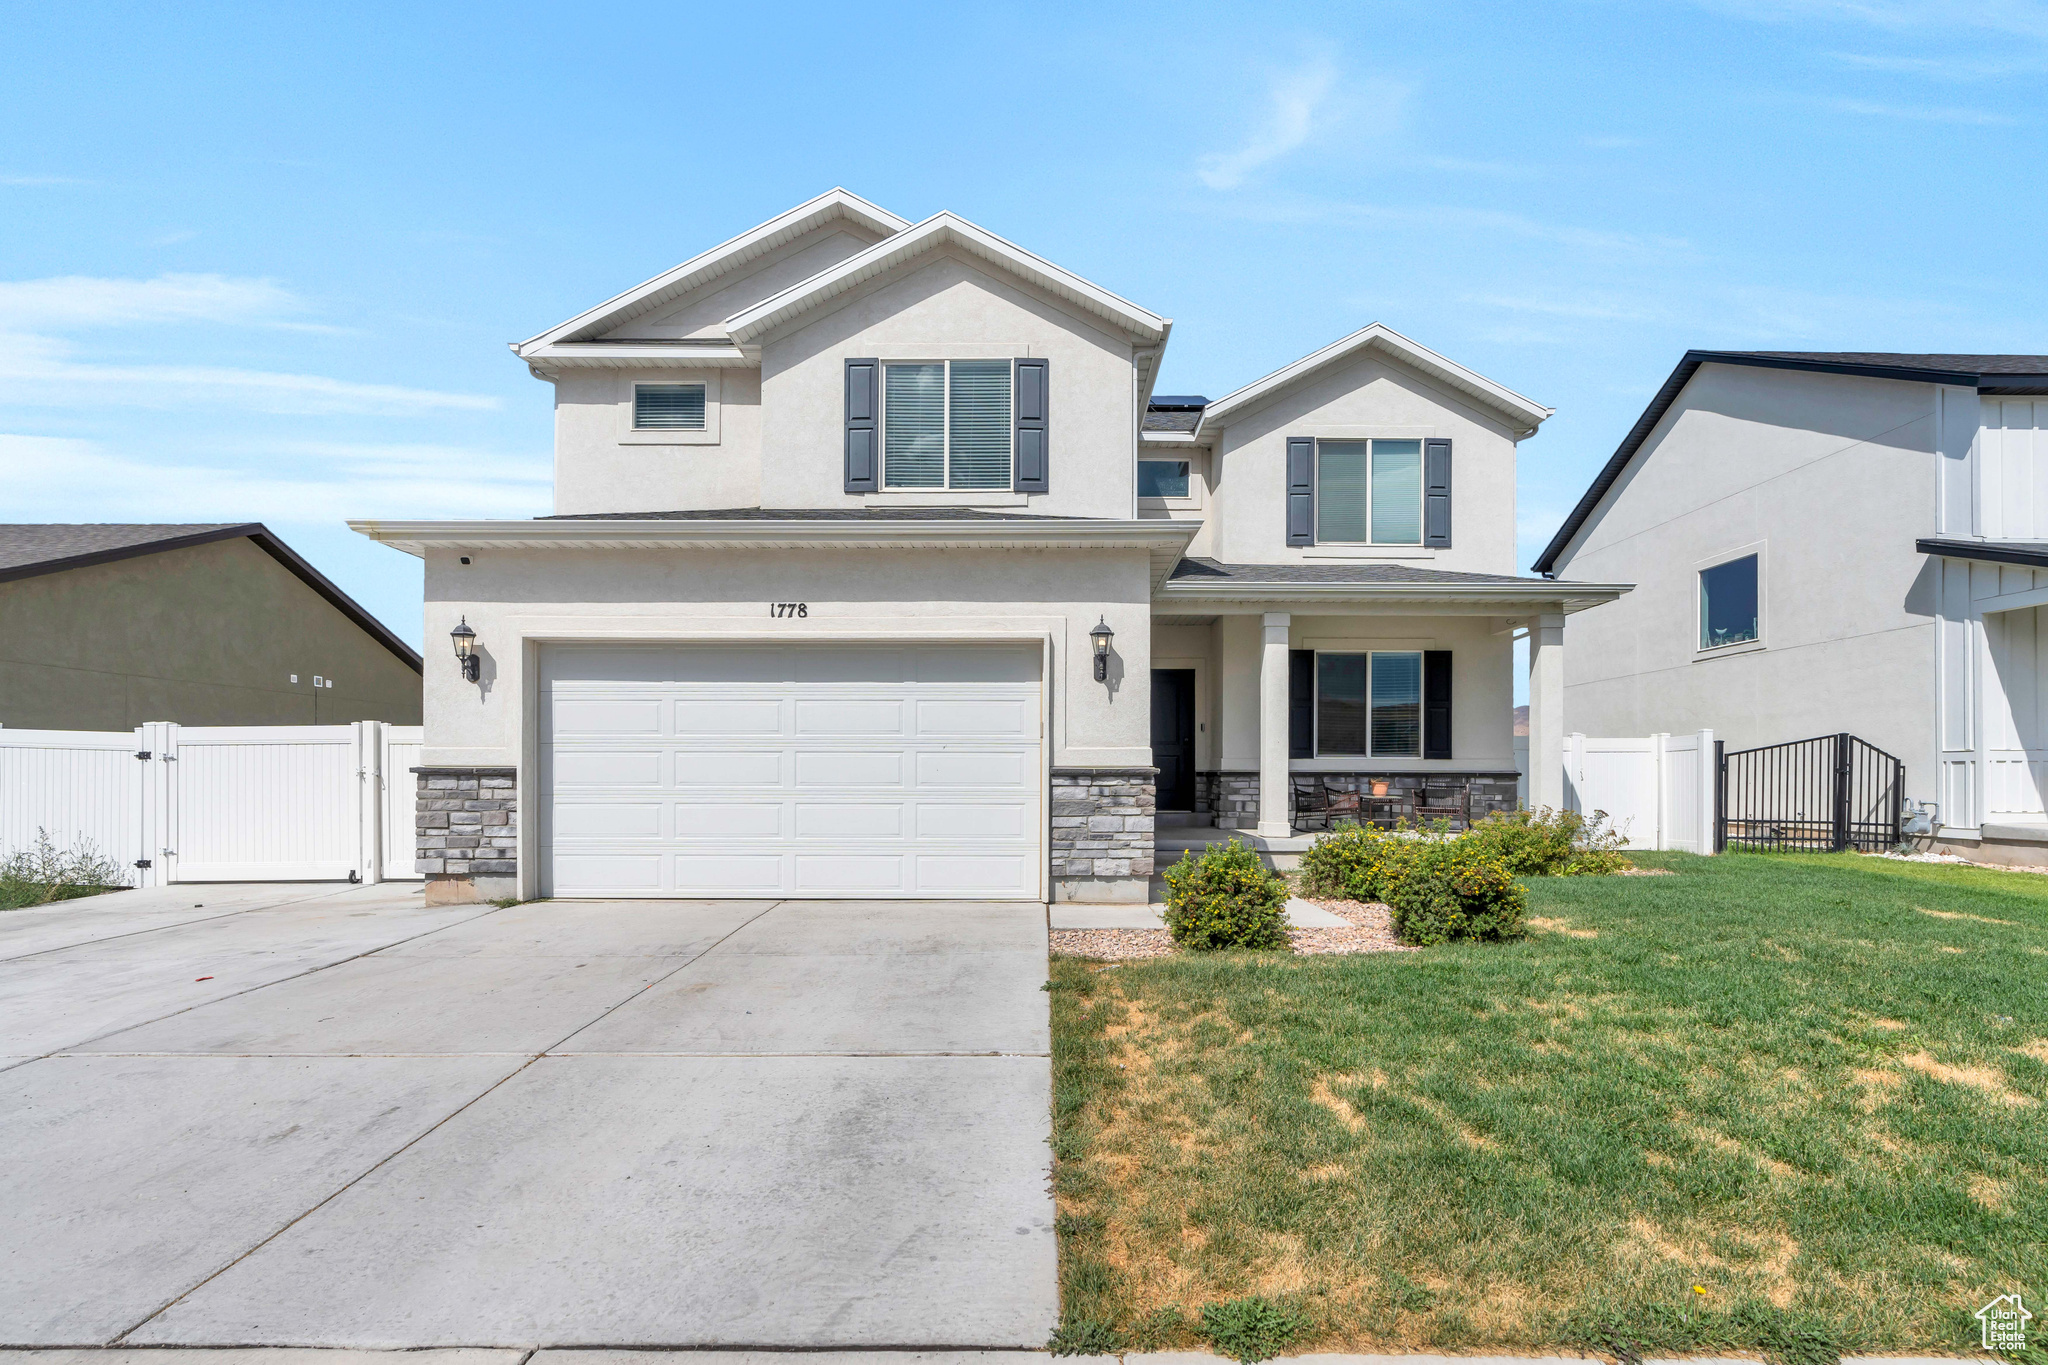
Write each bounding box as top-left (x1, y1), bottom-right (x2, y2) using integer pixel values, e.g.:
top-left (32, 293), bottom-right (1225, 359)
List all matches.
top-left (883, 360), bottom-right (1012, 489)
top-left (1138, 459), bottom-right (1191, 499)
top-left (1700, 553), bottom-right (1759, 650)
top-left (1316, 438), bottom-right (1423, 544)
top-left (633, 382), bottom-right (707, 431)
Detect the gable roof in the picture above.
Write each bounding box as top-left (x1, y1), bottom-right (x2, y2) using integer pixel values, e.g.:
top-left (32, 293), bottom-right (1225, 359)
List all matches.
top-left (514, 188), bottom-right (911, 354)
top-left (1533, 349), bottom-right (2048, 576)
top-left (1197, 323), bottom-right (1553, 440)
top-left (0, 522), bottom-right (421, 672)
top-left (720, 211), bottom-right (1170, 347)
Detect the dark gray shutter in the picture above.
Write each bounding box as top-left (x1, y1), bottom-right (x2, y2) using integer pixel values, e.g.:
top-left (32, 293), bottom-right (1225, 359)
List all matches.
top-left (1013, 358), bottom-right (1048, 493)
top-left (1423, 438), bottom-right (1452, 547)
top-left (1423, 650), bottom-right (1452, 760)
top-left (1289, 650), bottom-right (1314, 759)
top-left (844, 358), bottom-right (878, 493)
top-left (1286, 437), bottom-right (1315, 545)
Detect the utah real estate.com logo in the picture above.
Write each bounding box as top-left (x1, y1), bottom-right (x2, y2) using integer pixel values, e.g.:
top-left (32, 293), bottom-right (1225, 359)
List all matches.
top-left (1977, 1293), bottom-right (2031, 1354)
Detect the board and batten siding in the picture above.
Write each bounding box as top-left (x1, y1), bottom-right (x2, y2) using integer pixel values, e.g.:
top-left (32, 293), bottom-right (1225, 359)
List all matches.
top-left (1938, 554), bottom-right (2048, 831)
top-left (1973, 397), bottom-right (2048, 540)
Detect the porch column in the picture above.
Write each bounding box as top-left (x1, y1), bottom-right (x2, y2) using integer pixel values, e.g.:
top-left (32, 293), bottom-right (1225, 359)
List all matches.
top-left (1527, 611), bottom-right (1566, 810)
top-left (1257, 611), bottom-right (1292, 837)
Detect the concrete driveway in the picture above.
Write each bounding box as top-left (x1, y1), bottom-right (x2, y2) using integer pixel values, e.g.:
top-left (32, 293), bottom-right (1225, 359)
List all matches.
top-left (0, 884), bottom-right (1055, 1348)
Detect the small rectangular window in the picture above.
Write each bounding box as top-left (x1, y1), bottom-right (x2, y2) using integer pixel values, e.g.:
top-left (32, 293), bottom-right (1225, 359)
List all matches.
top-left (1315, 439), bottom-right (1422, 544)
top-left (882, 360), bottom-right (1012, 490)
top-left (1700, 554), bottom-right (1759, 650)
top-left (633, 383), bottom-right (706, 431)
top-left (1138, 459), bottom-right (1191, 499)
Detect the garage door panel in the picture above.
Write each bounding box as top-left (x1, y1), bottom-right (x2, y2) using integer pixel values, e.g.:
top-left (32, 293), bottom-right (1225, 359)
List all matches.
top-left (916, 698), bottom-right (1029, 736)
top-left (553, 803), bottom-right (662, 837)
top-left (673, 751), bottom-right (783, 786)
top-left (545, 644), bottom-right (1041, 899)
top-left (915, 645), bottom-right (1038, 683)
top-left (794, 699), bottom-right (905, 734)
top-left (794, 803), bottom-right (906, 838)
top-left (916, 802), bottom-right (1029, 839)
top-left (553, 751), bottom-right (663, 786)
top-left (795, 750), bottom-right (905, 787)
top-left (553, 700), bottom-right (663, 735)
top-left (674, 700), bottom-right (783, 733)
top-left (794, 855), bottom-right (906, 892)
top-left (673, 854), bottom-right (785, 891)
top-left (916, 750), bottom-right (1029, 787)
top-left (675, 803), bottom-right (782, 837)
top-left (552, 855), bottom-right (664, 891)
top-left (916, 855), bottom-right (1030, 892)
top-left (795, 648), bottom-right (909, 684)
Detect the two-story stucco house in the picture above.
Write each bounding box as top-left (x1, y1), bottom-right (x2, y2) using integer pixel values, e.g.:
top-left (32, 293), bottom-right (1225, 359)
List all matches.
top-left (1536, 350), bottom-right (2048, 864)
top-left (353, 190), bottom-right (1623, 905)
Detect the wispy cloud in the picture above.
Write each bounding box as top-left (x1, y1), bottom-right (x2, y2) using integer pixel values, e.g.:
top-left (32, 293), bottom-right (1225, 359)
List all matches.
top-left (0, 272), bottom-right (309, 329)
top-left (0, 433), bottom-right (549, 521)
top-left (1829, 49), bottom-right (2047, 78)
top-left (1815, 95), bottom-right (2016, 122)
top-left (1463, 293), bottom-right (1661, 322)
top-left (1582, 134), bottom-right (1648, 149)
top-left (0, 174), bottom-right (89, 187)
top-left (1197, 55), bottom-right (1343, 190)
top-left (0, 332), bottom-right (498, 415)
top-left (1221, 195), bottom-right (1689, 256)
top-left (1700, 0), bottom-right (2048, 39)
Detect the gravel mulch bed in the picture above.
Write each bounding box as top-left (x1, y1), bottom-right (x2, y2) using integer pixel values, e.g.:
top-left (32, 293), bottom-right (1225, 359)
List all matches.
top-left (1049, 900), bottom-right (1415, 961)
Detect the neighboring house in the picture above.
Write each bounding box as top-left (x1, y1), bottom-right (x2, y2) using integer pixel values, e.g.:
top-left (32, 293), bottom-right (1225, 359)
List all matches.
top-left (352, 189), bottom-right (1625, 906)
top-left (0, 523), bottom-right (423, 731)
top-left (1535, 350), bottom-right (2048, 863)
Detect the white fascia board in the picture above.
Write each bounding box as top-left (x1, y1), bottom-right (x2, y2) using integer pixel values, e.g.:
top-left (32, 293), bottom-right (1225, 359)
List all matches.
top-left (1197, 323), bottom-right (1554, 439)
top-left (1141, 432), bottom-right (1199, 445)
top-left (1156, 579), bottom-right (1631, 612)
top-left (518, 342), bottom-right (755, 370)
top-left (348, 516), bottom-right (1199, 589)
top-left (722, 213), bottom-right (1169, 346)
top-left (513, 189), bottom-right (911, 353)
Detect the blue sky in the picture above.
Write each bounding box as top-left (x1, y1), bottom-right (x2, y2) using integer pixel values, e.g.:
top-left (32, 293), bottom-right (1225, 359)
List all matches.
top-left (5, 0), bottom-right (2045, 666)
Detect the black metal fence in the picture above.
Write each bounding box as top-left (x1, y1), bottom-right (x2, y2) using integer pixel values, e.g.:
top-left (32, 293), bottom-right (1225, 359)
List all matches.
top-left (1715, 733), bottom-right (1903, 853)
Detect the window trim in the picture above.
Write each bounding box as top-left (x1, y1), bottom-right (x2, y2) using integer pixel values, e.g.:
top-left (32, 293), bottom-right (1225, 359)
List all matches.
top-left (1314, 437), bottom-right (1425, 547)
top-left (1694, 541), bottom-right (1767, 660)
top-left (880, 358), bottom-right (1014, 491)
top-left (620, 372), bottom-right (721, 445)
top-left (1311, 648), bottom-right (1426, 759)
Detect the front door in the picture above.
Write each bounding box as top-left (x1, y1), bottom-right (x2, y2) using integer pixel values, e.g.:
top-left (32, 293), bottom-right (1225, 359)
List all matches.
top-left (1151, 669), bottom-right (1196, 811)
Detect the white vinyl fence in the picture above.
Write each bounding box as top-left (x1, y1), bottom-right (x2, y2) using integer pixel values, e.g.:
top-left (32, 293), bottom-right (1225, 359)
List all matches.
top-left (1562, 730), bottom-right (1717, 853)
top-left (0, 721), bottom-right (422, 887)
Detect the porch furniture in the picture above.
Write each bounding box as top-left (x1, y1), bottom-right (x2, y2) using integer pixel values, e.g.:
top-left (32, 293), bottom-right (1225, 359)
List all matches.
top-left (1290, 774), bottom-right (1360, 831)
top-left (1414, 785), bottom-right (1472, 829)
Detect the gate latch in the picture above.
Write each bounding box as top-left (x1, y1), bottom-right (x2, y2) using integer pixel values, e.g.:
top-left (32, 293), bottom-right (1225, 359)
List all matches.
top-left (133, 859), bottom-right (152, 869)
top-left (134, 750), bottom-right (151, 760)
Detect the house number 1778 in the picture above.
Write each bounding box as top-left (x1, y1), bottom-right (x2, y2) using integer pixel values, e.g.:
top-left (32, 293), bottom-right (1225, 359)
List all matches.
top-left (769, 602), bottom-right (808, 618)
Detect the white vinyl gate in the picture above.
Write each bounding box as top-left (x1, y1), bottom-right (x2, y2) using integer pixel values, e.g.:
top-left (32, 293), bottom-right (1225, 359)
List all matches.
top-left (1562, 730), bottom-right (1717, 853)
top-left (0, 721), bottom-right (424, 886)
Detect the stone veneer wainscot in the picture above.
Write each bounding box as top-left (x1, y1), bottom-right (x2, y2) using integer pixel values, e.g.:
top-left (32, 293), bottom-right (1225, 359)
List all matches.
top-left (1050, 766), bottom-right (1155, 903)
top-left (414, 766), bottom-right (517, 903)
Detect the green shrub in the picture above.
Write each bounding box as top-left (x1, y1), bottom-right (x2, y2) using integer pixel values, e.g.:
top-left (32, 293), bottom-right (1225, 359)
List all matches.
top-left (1161, 839), bottom-right (1289, 951)
top-left (0, 829), bottom-right (127, 911)
top-left (1300, 820), bottom-right (1415, 901)
top-left (1465, 805), bottom-right (1632, 876)
top-left (1199, 1295), bottom-right (1313, 1362)
top-left (1383, 837), bottom-right (1527, 945)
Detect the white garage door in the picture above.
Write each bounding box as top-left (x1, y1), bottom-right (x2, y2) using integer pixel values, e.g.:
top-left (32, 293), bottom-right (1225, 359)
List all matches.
top-left (541, 643), bottom-right (1043, 899)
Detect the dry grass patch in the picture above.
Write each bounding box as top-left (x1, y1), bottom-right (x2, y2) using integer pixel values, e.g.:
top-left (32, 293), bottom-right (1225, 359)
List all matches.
top-left (1916, 906), bottom-right (2016, 925)
top-left (1897, 1049), bottom-right (2037, 1107)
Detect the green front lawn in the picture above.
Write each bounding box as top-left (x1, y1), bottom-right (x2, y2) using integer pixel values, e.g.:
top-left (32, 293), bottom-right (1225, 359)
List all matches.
top-left (1048, 851), bottom-right (2047, 1360)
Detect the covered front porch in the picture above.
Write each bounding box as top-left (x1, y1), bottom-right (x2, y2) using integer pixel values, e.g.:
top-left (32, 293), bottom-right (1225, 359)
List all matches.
top-left (1147, 561), bottom-right (1628, 851)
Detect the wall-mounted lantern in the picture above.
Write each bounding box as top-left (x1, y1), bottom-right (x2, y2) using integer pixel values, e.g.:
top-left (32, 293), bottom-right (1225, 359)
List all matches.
top-left (451, 616), bottom-right (480, 682)
top-left (1090, 616), bottom-right (1115, 683)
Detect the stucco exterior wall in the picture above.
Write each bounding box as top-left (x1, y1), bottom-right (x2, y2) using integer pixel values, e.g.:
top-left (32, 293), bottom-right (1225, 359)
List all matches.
top-left (553, 365), bottom-right (763, 516)
top-left (1200, 612), bottom-right (1516, 772)
top-left (422, 543), bottom-right (1155, 771)
top-left (1205, 352), bottom-right (1522, 572)
top-left (598, 225), bottom-right (885, 340)
top-left (757, 249), bottom-right (1137, 518)
top-left (0, 537), bottom-right (422, 731)
top-left (1551, 364), bottom-right (1941, 801)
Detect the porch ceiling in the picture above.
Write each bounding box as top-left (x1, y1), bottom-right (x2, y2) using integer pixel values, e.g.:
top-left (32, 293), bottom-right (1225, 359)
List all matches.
top-left (1153, 558), bottom-right (1630, 614)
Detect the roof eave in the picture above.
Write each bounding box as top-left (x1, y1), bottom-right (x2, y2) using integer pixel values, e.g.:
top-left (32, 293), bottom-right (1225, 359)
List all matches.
top-left (1157, 580), bottom-right (1631, 611)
